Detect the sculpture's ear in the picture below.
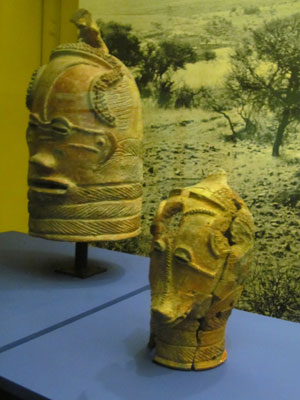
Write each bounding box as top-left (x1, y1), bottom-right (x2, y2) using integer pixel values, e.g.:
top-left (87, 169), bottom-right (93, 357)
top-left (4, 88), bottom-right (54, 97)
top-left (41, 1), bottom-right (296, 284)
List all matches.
top-left (224, 208), bottom-right (255, 281)
top-left (90, 69), bottom-right (124, 127)
top-left (26, 65), bottom-right (47, 110)
top-left (229, 209), bottom-right (255, 258)
top-left (150, 199), bottom-right (183, 236)
top-left (208, 230), bottom-right (231, 259)
top-left (161, 201), bottom-right (183, 220)
top-left (150, 200), bottom-right (167, 237)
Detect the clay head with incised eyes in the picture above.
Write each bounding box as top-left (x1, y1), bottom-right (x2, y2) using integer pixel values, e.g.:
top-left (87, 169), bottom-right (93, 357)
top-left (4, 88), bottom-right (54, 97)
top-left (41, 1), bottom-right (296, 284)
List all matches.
top-left (149, 171), bottom-right (254, 370)
top-left (26, 10), bottom-right (143, 242)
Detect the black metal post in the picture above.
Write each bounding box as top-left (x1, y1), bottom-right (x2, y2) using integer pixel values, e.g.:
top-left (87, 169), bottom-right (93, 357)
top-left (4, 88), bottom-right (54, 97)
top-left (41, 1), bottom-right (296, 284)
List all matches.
top-left (74, 242), bottom-right (88, 276)
top-left (55, 242), bottom-right (107, 278)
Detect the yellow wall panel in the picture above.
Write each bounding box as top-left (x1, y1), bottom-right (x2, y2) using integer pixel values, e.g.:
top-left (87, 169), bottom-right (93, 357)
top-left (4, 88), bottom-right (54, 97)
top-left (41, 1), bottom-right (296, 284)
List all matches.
top-left (60, 0), bottom-right (78, 44)
top-left (0, 0), bottom-right (78, 233)
top-left (42, 0), bottom-right (78, 64)
top-left (41, 0), bottom-right (61, 64)
top-left (0, 0), bottom-right (42, 233)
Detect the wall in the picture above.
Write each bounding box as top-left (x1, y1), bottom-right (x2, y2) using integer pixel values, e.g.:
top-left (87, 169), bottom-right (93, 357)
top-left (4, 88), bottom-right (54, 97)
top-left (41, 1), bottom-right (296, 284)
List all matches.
top-left (0, 0), bottom-right (78, 233)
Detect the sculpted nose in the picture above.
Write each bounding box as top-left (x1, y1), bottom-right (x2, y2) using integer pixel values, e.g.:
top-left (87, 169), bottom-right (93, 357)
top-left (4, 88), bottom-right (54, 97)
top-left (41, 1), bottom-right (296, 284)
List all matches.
top-left (29, 153), bottom-right (56, 171)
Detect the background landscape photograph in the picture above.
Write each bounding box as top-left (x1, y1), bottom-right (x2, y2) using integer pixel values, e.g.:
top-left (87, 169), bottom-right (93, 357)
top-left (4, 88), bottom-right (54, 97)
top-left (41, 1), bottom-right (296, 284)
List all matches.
top-left (80, 0), bottom-right (300, 322)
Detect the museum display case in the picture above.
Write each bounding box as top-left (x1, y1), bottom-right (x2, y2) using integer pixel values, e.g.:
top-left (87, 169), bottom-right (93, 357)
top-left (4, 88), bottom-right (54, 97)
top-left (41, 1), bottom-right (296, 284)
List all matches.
top-left (0, 0), bottom-right (299, 398)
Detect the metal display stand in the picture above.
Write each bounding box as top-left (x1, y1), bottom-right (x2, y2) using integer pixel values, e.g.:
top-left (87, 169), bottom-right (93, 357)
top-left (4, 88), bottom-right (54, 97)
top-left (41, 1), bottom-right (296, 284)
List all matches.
top-left (56, 242), bottom-right (107, 278)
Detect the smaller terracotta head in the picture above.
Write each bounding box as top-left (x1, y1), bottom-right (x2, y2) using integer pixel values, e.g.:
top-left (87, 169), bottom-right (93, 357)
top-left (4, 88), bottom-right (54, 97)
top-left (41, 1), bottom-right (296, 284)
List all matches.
top-left (149, 171), bottom-right (254, 370)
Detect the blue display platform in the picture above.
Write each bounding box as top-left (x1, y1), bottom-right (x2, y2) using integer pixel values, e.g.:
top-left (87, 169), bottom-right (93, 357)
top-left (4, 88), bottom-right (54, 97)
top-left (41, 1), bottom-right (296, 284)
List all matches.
top-left (0, 289), bottom-right (299, 400)
top-left (0, 232), bottom-right (299, 400)
top-left (0, 232), bottom-right (149, 351)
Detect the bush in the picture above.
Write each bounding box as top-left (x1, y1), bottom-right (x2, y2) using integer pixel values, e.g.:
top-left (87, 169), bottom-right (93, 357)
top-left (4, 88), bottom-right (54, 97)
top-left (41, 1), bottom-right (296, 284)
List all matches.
top-left (155, 75), bottom-right (175, 108)
top-left (239, 265), bottom-right (300, 322)
top-left (205, 17), bottom-right (235, 38)
top-left (174, 85), bottom-right (200, 108)
top-left (243, 6), bottom-right (260, 15)
top-left (199, 49), bottom-right (217, 61)
top-left (134, 41), bottom-right (158, 91)
top-left (157, 40), bottom-right (198, 76)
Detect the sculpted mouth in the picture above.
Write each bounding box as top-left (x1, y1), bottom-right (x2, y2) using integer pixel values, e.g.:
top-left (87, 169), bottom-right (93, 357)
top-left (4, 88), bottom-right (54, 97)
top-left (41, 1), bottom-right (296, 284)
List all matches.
top-left (28, 178), bottom-right (69, 194)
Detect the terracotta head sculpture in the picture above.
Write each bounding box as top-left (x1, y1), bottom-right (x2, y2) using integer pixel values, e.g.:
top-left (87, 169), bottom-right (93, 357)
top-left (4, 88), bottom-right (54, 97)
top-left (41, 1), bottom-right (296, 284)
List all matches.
top-left (149, 171), bottom-right (254, 370)
top-left (26, 9), bottom-right (143, 242)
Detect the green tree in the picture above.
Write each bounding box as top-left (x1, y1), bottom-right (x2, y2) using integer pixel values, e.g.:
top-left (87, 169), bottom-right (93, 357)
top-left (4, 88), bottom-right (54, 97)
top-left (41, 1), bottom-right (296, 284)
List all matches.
top-left (96, 20), bottom-right (143, 67)
top-left (135, 40), bottom-right (198, 91)
top-left (134, 41), bottom-right (160, 91)
top-left (198, 86), bottom-right (239, 139)
top-left (228, 14), bottom-right (300, 156)
top-left (157, 40), bottom-right (198, 76)
top-left (198, 85), bottom-right (257, 141)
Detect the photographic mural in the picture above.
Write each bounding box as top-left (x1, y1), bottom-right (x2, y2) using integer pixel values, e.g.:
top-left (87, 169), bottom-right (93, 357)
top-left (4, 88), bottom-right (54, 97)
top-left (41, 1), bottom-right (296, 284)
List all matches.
top-left (80, 0), bottom-right (300, 322)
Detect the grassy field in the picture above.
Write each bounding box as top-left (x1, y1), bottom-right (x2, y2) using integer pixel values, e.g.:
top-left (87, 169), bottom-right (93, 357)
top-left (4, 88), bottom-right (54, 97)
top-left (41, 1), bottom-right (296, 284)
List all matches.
top-left (173, 48), bottom-right (232, 88)
top-left (81, 0), bottom-right (299, 18)
top-left (81, 0), bottom-right (300, 39)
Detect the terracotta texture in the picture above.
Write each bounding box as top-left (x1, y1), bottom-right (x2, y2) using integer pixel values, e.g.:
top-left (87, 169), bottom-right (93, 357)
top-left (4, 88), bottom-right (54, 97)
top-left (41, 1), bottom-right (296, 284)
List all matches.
top-left (26, 9), bottom-right (143, 242)
top-left (149, 171), bottom-right (254, 370)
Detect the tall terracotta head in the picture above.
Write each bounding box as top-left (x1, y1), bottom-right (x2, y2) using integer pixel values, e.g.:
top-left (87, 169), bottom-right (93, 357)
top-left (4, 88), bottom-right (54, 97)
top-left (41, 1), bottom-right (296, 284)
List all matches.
top-left (26, 10), bottom-right (143, 242)
top-left (149, 171), bottom-right (254, 370)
